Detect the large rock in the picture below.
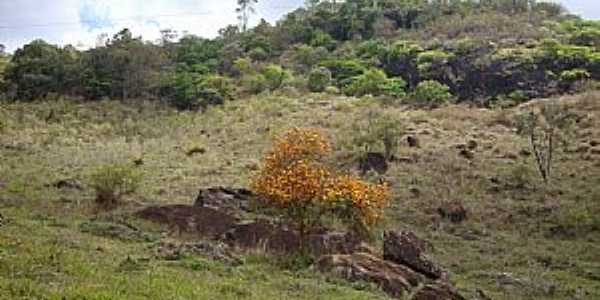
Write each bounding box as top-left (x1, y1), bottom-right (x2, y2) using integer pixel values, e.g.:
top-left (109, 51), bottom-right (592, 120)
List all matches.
top-left (136, 205), bottom-right (236, 239)
top-left (224, 221), bottom-right (362, 256)
top-left (316, 252), bottom-right (424, 297)
top-left (412, 281), bottom-right (465, 300)
top-left (194, 187), bottom-right (254, 213)
top-left (383, 231), bottom-right (443, 279)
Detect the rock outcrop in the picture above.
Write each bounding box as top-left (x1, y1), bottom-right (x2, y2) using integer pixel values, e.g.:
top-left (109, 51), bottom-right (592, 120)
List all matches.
top-left (383, 230), bottom-right (443, 279)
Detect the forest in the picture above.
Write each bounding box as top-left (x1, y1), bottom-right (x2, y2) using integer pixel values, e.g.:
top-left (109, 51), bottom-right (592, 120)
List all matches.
top-left (0, 0), bottom-right (598, 108)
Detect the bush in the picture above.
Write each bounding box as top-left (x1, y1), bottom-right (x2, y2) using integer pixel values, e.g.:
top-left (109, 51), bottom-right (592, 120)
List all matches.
top-left (262, 64), bottom-right (289, 91)
top-left (89, 163), bottom-right (141, 208)
top-left (320, 59), bottom-right (366, 87)
top-left (242, 74), bottom-right (268, 94)
top-left (252, 128), bottom-right (390, 245)
top-left (160, 72), bottom-right (230, 110)
top-left (307, 67), bottom-right (332, 92)
top-left (411, 80), bottom-right (453, 107)
top-left (343, 68), bottom-right (406, 98)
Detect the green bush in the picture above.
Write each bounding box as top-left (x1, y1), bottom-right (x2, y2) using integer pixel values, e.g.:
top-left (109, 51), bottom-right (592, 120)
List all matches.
top-left (381, 77), bottom-right (407, 98)
top-left (262, 64), bottom-right (289, 91)
top-left (343, 69), bottom-right (406, 98)
top-left (159, 72), bottom-right (231, 110)
top-left (89, 163), bottom-right (141, 208)
top-left (411, 80), bottom-right (453, 107)
top-left (242, 74), bottom-right (268, 94)
top-left (320, 59), bottom-right (366, 87)
top-left (307, 67), bottom-right (332, 92)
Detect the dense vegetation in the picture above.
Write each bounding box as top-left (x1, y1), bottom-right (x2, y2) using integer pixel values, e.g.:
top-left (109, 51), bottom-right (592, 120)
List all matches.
top-left (0, 0), bottom-right (598, 108)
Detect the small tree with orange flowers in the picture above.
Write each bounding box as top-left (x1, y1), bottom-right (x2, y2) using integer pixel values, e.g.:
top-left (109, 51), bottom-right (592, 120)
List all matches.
top-left (252, 127), bottom-right (390, 247)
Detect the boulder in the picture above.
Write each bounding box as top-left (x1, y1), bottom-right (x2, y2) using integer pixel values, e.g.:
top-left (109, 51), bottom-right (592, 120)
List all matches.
top-left (316, 252), bottom-right (424, 297)
top-left (136, 205), bottom-right (236, 239)
top-left (383, 231), bottom-right (443, 279)
top-left (225, 221), bottom-right (362, 256)
top-left (194, 187), bottom-right (254, 213)
top-left (412, 281), bottom-right (465, 300)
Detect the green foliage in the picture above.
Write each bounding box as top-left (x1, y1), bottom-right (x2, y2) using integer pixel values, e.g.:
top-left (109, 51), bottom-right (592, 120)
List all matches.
top-left (307, 67), bottom-right (331, 93)
top-left (343, 68), bottom-right (406, 98)
top-left (309, 29), bottom-right (336, 51)
top-left (262, 64), bottom-right (289, 91)
top-left (411, 80), bottom-right (453, 107)
top-left (160, 72), bottom-right (231, 110)
top-left (89, 163), bottom-right (141, 208)
top-left (559, 68), bottom-right (591, 82)
top-left (242, 73), bottom-right (268, 94)
top-left (320, 59), bottom-right (365, 87)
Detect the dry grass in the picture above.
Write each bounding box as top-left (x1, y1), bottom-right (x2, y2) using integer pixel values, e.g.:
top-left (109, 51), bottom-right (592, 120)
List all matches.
top-left (1, 92), bottom-right (600, 299)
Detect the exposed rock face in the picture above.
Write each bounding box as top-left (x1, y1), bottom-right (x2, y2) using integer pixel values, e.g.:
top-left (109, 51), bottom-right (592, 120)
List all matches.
top-left (383, 230), bottom-right (443, 280)
top-left (194, 187), bottom-right (254, 213)
top-left (316, 252), bottom-right (424, 297)
top-left (136, 205), bottom-right (236, 239)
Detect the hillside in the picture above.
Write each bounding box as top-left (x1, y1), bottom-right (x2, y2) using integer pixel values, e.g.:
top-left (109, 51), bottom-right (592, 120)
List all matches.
top-left (1, 90), bottom-right (600, 299)
top-left (1, 1), bottom-right (600, 300)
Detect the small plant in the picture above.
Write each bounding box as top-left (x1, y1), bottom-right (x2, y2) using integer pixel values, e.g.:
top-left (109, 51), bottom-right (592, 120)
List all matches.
top-left (516, 100), bottom-right (574, 184)
top-left (307, 67), bottom-right (332, 93)
top-left (411, 80), bottom-right (453, 107)
top-left (89, 163), bottom-right (141, 208)
top-left (251, 128), bottom-right (390, 248)
top-left (352, 109), bottom-right (405, 161)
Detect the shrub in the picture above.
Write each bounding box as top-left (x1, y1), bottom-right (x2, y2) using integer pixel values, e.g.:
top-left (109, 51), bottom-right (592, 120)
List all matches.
top-left (352, 109), bottom-right (405, 160)
top-left (411, 80), bottom-right (453, 107)
top-left (343, 68), bottom-right (388, 97)
top-left (251, 128), bottom-right (390, 245)
top-left (381, 77), bottom-right (407, 98)
top-left (159, 72), bottom-right (230, 110)
top-left (262, 64), bottom-right (289, 91)
top-left (89, 163), bottom-right (141, 208)
top-left (248, 47), bottom-right (269, 61)
top-left (343, 69), bottom-right (407, 98)
top-left (515, 100), bottom-right (574, 184)
top-left (242, 74), bottom-right (268, 94)
top-left (320, 59), bottom-right (365, 87)
top-left (307, 67), bottom-right (332, 93)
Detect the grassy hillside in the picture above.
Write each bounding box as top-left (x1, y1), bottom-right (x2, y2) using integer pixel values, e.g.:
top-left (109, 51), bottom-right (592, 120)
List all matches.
top-left (1, 90), bottom-right (599, 299)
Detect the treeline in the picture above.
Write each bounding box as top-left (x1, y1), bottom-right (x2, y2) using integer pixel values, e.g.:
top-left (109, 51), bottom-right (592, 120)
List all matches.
top-left (0, 0), bottom-right (599, 108)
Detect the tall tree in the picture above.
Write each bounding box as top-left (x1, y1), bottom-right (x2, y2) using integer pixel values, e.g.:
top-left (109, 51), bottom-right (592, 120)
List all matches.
top-left (236, 0), bottom-right (258, 32)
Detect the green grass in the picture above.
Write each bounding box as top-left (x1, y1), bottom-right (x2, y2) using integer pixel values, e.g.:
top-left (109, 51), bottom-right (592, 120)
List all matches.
top-left (1, 91), bottom-right (600, 299)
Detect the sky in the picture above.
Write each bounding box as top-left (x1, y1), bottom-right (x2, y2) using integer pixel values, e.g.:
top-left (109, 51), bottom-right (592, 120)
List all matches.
top-left (0, 0), bottom-right (598, 53)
